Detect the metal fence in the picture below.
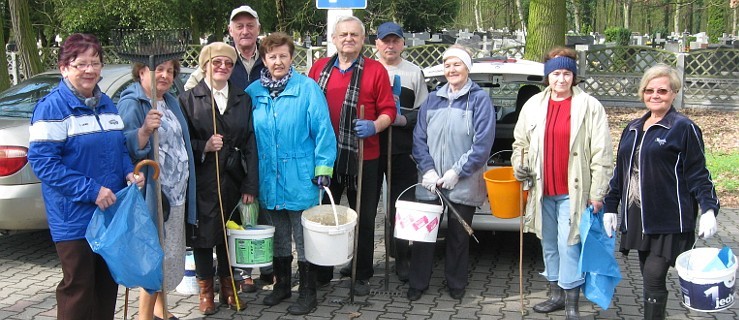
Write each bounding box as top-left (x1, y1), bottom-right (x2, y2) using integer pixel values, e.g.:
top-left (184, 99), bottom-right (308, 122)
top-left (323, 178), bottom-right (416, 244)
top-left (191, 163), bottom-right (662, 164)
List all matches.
top-left (5, 44), bottom-right (738, 109)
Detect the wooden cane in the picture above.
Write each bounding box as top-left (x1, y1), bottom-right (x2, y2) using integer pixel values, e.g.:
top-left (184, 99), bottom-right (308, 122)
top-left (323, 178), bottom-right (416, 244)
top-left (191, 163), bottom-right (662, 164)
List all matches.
top-left (349, 105), bottom-right (366, 302)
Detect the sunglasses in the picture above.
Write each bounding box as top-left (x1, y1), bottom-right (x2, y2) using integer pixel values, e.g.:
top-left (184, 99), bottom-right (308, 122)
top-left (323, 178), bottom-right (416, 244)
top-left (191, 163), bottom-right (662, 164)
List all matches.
top-left (211, 59), bottom-right (234, 69)
top-left (644, 88), bottom-right (672, 95)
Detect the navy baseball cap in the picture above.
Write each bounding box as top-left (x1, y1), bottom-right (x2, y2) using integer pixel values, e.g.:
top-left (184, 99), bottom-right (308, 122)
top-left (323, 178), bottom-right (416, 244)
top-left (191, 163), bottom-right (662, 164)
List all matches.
top-left (377, 22), bottom-right (404, 40)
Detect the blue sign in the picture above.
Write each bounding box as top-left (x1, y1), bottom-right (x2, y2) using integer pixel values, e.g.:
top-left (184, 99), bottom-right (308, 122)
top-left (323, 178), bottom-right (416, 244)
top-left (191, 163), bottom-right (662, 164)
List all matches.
top-left (316, 0), bottom-right (367, 9)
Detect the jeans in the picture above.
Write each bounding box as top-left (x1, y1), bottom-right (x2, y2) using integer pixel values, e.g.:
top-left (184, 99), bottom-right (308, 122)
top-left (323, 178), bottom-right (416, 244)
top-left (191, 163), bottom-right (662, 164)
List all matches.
top-left (540, 194), bottom-right (584, 289)
top-left (263, 209), bottom-right (305, 261)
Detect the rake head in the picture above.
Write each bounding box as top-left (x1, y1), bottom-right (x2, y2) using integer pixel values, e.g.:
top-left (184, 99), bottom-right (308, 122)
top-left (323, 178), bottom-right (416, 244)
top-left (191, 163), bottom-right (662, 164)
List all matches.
top-left (111, 29), bottom-right (191, 68)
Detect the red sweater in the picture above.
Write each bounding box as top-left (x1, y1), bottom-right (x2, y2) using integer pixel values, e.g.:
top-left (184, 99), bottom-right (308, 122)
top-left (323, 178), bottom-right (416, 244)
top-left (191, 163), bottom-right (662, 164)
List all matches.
top-left (543, 97), bottom-right (571, 196)
top-left (308, 57), bottom-right (396, 160)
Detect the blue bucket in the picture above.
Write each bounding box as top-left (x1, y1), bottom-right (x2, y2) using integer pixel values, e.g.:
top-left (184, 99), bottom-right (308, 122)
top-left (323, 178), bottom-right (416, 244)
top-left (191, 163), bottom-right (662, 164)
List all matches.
top-left (675, 248), bottom-right (737, 312)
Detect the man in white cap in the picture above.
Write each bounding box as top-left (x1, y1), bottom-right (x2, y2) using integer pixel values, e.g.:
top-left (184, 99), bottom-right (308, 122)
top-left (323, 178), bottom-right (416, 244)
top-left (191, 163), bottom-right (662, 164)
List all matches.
top-left (185, 5), bottom-right (265, 91)
top-left (373, 21), bottom-right (428, 283)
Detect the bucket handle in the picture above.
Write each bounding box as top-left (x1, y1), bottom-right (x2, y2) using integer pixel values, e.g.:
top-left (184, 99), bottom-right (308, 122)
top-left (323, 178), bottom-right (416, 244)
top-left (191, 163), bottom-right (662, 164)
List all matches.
top-left (396, 183), bottom-right (445, 210)
top-left (320, 186), bottom-right (341, 227)
top-left (488, 150), bottom-right (513, 165)
top-left (686, 237), bottom-right (734, 271)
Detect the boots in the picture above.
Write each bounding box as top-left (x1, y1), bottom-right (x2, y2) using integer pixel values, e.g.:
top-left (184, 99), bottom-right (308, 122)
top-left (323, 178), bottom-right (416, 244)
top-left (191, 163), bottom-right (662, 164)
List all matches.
top-left (263, 256), bottom-right (293, 306)
top-left (533, 281), bottom-right (565, 313)
top-left (564, 286), bottom-right (581, 320)
top-left (219, 276), bottom-right (246, 310)
top-left (644, 291), bottom-right (668, 320)
top-left (197, 278), bottom-right (216, 315)
top-left (287, 261), bottom-right (318, 315)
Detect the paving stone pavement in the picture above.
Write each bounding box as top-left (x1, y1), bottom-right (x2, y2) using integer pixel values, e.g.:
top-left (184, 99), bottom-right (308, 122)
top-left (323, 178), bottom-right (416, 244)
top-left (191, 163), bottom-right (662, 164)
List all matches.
top-left (0, 209), bottom-right (737, 319)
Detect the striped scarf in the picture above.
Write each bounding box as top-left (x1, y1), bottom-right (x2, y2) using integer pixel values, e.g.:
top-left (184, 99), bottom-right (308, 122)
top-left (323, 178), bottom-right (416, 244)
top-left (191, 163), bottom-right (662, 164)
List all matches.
top-left (316, 54), bottom-right (365, 177)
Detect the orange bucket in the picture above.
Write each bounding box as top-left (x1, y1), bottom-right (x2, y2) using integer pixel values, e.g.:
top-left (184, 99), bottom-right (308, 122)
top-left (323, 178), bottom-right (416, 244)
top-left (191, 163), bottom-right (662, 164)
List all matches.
top-left (483, 167), bottom-right (528, 218)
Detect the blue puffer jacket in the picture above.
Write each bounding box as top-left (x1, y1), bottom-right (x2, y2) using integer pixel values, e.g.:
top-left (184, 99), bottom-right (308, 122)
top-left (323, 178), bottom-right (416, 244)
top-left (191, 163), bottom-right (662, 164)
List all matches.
top-left (412, 80), bottom-right (496, 207)
top-left (117, 82), bottom-right (198, 225)
top-left (28, 80), bottom-right (134, 242)
top-left (604, 107), bottom-right (720, 234)
top-left (246, 70), bottom-right (336, 211)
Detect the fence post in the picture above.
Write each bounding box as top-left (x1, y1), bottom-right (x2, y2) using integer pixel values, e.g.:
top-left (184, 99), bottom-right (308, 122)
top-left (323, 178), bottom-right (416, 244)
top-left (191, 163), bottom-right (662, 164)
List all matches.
top-left (675, 52), bottom-right (686, 109)
top-left (306, 47), bottom-right (313, 71)
top-left (577, 49), bottom-right (587, 78)
top-left (10, 52), bottom-right (19, 86)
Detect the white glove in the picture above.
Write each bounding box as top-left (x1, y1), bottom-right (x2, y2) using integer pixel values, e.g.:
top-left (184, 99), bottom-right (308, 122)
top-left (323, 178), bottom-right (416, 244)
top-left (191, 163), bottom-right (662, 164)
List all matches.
top-left (513, 165), bottom-right (534, 181)
top-left (437, 169), bottom-right (460, 190)
top-left (603, 212), bottom-right (618, 238)
top-left (698, 209), bottom-right (717, 239)
top-left (421, 170), bottom-right (440, 192)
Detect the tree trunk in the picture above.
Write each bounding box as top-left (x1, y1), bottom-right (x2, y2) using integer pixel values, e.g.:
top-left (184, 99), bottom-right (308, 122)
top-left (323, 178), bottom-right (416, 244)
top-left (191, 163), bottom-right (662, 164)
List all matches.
top-left (674, 1), bottom-right (682, 33)
top-left (623, 0), bottom-right (632, 29)
top-left (515, 0), bottom-right (527, 34)
top-left (9, 0), bottom-right (43, 78)
top-left (474, 0), bottom-right (482, 31)
top-left (0, 3), bottom-right (10, 91)
top-left (524, 0), bottom-right (567, 61)
top-left (275, 0), bottom-right (288, 32)
top-left (573, 0), bottom-right (582, 34)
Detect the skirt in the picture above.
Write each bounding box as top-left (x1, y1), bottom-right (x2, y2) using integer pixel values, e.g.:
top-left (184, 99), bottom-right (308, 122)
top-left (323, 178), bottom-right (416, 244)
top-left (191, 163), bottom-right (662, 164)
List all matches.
top-left (619, 203), bottom-right (694, 266)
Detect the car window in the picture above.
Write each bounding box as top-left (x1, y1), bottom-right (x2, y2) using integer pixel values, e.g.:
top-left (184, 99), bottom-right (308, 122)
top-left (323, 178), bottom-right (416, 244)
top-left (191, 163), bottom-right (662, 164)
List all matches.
top-left (109, 71), bottom-right (191, 104)
top-left (0, 75), bottom-right (60, 118)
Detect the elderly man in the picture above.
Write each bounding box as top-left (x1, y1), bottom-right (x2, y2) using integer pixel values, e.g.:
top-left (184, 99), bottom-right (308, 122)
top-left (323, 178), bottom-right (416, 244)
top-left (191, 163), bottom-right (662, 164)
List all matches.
top-left (373, 21), bottom-right (429, 283)
top-left (185, 5), bottom-right (270, 294)
top-left (307, 16), bottom-right (396, 296)
top-left (185, 5), bottom-right (265, 91)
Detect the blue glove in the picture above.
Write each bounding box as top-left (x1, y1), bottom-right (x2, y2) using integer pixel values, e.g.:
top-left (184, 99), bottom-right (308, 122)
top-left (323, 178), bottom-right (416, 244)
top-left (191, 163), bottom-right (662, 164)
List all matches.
top-left (352, 119), bottom-right (376, 138)
top-left (313, 175), bottom-right (331, 187)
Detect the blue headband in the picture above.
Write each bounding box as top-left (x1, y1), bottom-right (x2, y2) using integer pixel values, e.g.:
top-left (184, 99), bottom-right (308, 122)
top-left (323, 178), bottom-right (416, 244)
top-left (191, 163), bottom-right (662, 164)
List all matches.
top-left (544, 56), bottom-right (577, 77)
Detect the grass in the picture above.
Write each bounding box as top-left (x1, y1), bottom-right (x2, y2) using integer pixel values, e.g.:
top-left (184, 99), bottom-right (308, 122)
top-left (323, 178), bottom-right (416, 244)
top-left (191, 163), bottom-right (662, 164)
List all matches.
top-left (706, 151), bottom-right (739, 196)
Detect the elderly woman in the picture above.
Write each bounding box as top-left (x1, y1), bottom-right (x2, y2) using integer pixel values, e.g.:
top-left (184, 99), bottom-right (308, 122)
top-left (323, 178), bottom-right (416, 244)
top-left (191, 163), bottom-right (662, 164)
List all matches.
top-left (27, 33), bottom-right (144, 319)
top-left (245, 32), bottom-right (336, 315)
top-left (511, 46), bottom-right (613, 319)
top-left (603, 64), bottom-right (719, 320)
top-left (179, 42), bottom-right (259, 314)
top-left (118, 59), bottom-right (197, 320)
top-left (409, 45), bottom-right (495, 301)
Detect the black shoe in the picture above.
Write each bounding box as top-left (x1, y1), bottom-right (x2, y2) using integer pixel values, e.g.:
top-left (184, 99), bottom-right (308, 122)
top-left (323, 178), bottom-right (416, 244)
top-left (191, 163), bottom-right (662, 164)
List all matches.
top-left (316, 279), bottom-right (331, 289)
top-left (353, 280), bottom-right (370, 296)
top-left (258, 272), bottom-right (275, 285)
top-left (339, 264), bottom-right (352, 277)
top-left (153, 316), bottom-right (179, 320)
top-left (449, 288), bottom-right (465, 300)
top-left (407, 288), bottom-right (423, 301)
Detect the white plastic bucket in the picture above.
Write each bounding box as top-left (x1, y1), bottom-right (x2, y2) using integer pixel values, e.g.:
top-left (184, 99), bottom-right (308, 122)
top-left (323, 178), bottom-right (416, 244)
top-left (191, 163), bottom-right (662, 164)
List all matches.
top-left (675, 247), bottom-right (737, 312)
top-left (227, 225), bottom-right (275, 268)
top-left (393, 184), bottom-right (444, 243)
top-left (302, 204), bottom-right (357, 266)
top-left (175, 250), bottom-right (198, 294)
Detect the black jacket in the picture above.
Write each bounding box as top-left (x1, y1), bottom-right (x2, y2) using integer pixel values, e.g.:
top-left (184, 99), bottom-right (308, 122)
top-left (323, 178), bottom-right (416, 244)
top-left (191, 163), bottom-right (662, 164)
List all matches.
top-left (604, 107), bottom-right (719, 235)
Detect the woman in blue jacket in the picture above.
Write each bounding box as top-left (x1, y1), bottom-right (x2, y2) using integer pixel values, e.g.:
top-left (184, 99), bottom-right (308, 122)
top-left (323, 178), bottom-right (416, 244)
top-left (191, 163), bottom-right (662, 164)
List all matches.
top-left (410, 46), bottom-right (495, 301)
top-left (603, 64), bottom-right (720, 320)
top-left (118, 59), bottom-right (197, 320)
top-left (246, 32), bottom-right (336, 315)
top-left (28, 33), bottom-right (144, 320)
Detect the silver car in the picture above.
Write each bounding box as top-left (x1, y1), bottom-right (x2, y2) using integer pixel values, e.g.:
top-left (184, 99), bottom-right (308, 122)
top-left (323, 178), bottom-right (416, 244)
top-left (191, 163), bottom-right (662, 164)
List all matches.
top-left (0, 64), bottom-right (192, 233)
top-left (423, 56), bottom-right (544, 231)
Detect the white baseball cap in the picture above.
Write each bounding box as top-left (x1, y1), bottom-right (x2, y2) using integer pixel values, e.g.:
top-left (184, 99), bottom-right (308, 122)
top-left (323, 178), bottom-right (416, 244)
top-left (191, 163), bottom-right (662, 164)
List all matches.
top-left (230, 5), bottom-right (259, 22)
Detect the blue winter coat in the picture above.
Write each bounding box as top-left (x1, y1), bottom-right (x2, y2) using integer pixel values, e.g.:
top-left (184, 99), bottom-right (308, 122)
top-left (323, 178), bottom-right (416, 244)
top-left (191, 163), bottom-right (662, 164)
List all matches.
top-left (245, 70), bottom-right (337, 210)
top-left (28, 80), bottom-right (134, 242)
top-left (117, 82), bottom-right (198, 225)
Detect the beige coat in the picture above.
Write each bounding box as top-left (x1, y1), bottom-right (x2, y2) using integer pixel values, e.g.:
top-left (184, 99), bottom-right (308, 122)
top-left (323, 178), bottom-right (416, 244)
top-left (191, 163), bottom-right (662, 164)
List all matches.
top-left (511, 86), bottom-right (613, 245)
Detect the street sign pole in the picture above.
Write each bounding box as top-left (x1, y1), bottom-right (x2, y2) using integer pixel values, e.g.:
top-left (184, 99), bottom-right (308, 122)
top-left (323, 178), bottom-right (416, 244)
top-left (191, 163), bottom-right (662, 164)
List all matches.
top-left (316, 0), bottom-right (367, 56)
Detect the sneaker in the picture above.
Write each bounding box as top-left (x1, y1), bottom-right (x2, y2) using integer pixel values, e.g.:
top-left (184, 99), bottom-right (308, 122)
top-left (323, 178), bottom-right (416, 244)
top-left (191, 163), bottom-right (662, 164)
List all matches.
top-left (449, 288), bottom-right (465, 300)
top-left (407, 288), bottom-right (423, 301)
top-left (353, 280), bottom-right (370, 296)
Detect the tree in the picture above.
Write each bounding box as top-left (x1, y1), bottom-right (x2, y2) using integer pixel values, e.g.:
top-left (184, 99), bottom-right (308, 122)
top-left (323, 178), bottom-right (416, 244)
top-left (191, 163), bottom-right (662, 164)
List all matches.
top-left (524, 0), bottom-right (566, 61)
top-left (516, 0), bottom-right (527, 34)
top-left (397, 0), bottom-right (459, 33)
top-left (0, 0), bottom-right (10, 91)
top-left (707, 0), bottom-right (727, 42)
top-left (9, 0), bottom-right (43, 78)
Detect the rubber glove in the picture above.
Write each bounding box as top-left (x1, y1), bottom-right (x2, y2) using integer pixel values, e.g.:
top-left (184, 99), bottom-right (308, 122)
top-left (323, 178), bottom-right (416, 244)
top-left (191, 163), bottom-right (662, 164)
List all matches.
top-left (603, 212), bottom-right (618, 238)
top-left (698, 209), bottom-right (717, 239)
top-left (421, 170), bottom-right (440, 192)
top-left (312, 175), bottom-right (331, 187)
top-left (437, 169), bottom-right (459, 190)
top-left (352, 119), bottom-right (376, 138)
top-left (513, 164), bottom-right (534, 181)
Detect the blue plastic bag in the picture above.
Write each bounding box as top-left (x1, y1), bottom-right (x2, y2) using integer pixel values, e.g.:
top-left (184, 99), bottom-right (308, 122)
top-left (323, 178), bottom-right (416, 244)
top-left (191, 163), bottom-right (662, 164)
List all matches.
top-left (578, 206), bottom-right (622, 310)
top-left (86, 184), bottom-right (163, 292)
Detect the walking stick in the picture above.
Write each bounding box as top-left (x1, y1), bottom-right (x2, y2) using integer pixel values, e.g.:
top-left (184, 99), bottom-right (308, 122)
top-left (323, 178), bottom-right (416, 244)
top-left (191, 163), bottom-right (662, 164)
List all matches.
top-left (111, 29), bottom-right (190, 319)
top-left (349, 105), bottom-right (365, 303)
top-left (207, 50), bottom-right (243, 312)
top-left (519, 149), bottom-right (529, 315)
top-left (384, 126), bottom-right (392, 292)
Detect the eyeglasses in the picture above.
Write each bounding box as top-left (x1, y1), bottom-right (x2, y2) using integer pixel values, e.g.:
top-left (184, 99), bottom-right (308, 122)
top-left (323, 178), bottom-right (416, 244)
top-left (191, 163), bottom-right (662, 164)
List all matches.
top-left (69, 62), bottom-right (103, 71)
top-left (644, 88), bottom-right (672, 95)
top-left (211, 60), bottom-right (234, 69)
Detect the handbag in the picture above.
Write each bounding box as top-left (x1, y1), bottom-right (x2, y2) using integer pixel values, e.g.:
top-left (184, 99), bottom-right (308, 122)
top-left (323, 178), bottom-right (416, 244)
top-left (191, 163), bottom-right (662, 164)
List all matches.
top-left (225, 146), bottom-right (247, 181)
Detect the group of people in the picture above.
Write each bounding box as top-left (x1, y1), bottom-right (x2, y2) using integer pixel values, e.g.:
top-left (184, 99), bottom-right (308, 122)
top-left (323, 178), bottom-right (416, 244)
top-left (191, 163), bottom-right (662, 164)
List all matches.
top-left (26, 5), bottom-right (720, 320)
